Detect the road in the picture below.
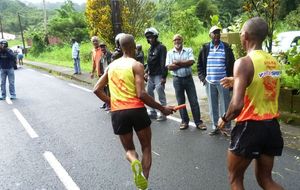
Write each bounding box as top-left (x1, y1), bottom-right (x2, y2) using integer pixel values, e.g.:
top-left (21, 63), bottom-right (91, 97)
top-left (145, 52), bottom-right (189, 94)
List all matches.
top-left (1, 67), bottom-right (300, 190)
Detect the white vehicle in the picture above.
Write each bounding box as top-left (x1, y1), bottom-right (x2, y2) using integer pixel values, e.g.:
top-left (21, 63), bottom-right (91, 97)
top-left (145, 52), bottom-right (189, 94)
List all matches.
top-left (272, 31), bottom-right (300, 54)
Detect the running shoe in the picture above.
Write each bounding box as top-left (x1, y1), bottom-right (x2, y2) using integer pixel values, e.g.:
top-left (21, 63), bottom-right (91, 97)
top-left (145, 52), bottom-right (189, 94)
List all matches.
top-left (131, 160), bottom-right (148, 190)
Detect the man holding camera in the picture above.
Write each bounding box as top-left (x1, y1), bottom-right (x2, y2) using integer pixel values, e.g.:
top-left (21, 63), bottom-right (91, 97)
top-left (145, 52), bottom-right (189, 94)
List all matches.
top-left (0, 40), bottom-right (16, 100)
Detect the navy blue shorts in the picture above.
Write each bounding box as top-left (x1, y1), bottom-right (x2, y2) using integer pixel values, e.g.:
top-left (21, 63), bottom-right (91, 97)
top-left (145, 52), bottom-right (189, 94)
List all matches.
top-left (229, 119), bottom-right (284, 159)
top-left (111, 107), bottom-right (151, 135)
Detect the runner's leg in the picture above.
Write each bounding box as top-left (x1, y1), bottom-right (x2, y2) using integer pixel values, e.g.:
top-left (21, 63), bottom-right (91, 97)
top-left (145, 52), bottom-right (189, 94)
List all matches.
top-left (254, 154), bottom-right (284, 190)
top-left (136, 126), bottom-right (152, 179)
top-left (119, 132), bottom-right (138, 163)
top-left (228, 150), bottom-right (252, 190)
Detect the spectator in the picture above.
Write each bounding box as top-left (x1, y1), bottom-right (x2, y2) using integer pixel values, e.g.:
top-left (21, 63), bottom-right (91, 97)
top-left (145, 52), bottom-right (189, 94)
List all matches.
top-left (197, 25), bottom-right (235, 136)
top-left (16, 46), bottom-right (23, 65)
top-left (99, 42), bottom-right (112, 111)
top-left (166, 34), bottom-right (207, 130)
top-left (0, 40), bottom-right (16, 100)
top-left (90, 36), bottom-right (103, 79)
top-left (71, 38), bottom-right (81, 75)
top-left (144, 27), bottom-right (168, 121)
top-left (112, 33), bottom-right (125, 61)
top-left (136, 44), bottom-right (144, 66)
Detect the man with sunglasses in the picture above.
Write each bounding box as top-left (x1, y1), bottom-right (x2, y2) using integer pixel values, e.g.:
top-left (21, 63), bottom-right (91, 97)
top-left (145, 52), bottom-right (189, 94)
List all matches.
top-left (197, 26), bottom-right (235, 136)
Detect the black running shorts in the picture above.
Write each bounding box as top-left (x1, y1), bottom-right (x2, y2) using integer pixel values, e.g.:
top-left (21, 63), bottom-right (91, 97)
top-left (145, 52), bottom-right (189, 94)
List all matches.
top-left (229, 119), bottom-right (284, 159)
top-left (111, 107), bottom-right (151, 135)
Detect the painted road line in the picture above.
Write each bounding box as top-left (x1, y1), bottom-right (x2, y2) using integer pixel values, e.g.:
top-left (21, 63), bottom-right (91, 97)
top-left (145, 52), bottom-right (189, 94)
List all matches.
top-left (43, 151), bottom-right (80, 190)
top-left (152, 151), bottom-right (160, 156)
top-left (68, 83), bottom-right (92, 93)
top-left (42, 73), bottom-right (54, 78)
top-left (13, 108), bottom-right (39, 138)
top-left (5, 97), bottom-right (13, 105)
top-left (167, 115), bottom-right (196, 127)
top-left (26, 68), bottom-right (36, 72)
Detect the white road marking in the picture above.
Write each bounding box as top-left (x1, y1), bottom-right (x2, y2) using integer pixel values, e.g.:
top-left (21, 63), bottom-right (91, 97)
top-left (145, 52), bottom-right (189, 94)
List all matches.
top-left (5, 97), bottom-right (13, 105)
top-left (13, 108), bottom-right (39, 138)
top-left (68, 83), bottom-right (92, 93)
top-left (43, 151), bottom-right (80, 190)
top-left (167, 115), bottom-right (196, 127)
top-left (152, 151), bottom-right (160, 156)
top-left (42, 73), bottom-right (54, 78)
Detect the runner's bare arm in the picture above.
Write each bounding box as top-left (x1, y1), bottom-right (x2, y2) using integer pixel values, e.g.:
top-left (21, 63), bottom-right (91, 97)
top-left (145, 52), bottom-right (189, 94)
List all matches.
top-left (133, 61), bottom-right (174, 115)
top-left (218, 56), bottom-right (254, 128)
top-left (93, 70), bottom-right (110, 103)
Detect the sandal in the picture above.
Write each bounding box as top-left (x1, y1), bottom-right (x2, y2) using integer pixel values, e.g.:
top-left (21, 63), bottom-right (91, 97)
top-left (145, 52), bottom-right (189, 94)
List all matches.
top-left (131, 160), bottom-right (148, 190)
top-left (196, 123), bottom-right (207, 130)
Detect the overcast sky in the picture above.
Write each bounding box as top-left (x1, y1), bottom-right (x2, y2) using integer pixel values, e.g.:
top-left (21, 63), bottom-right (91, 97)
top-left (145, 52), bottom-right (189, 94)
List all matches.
top-left (20, 0), bottom-right (86, 4)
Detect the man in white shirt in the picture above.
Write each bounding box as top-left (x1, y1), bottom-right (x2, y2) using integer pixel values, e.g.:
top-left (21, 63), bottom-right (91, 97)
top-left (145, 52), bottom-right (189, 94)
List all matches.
top-left (71, 38), bottom-right (81, 74)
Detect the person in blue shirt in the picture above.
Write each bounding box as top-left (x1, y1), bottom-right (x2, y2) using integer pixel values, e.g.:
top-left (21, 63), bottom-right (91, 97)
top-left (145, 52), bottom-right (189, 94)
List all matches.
top-left (0, 40), bottom-right (16, 100)
top-left (71, 38), bottom-right (81, 75)
top-left (197, 26), bottom-right (235, 136)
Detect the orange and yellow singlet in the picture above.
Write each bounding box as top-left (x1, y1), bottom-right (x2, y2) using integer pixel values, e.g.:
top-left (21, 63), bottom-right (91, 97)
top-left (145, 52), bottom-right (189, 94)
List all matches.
top-left (236, 50), bottom-right (281, 122)
top-left (108, 58), bottom-right (144, 111)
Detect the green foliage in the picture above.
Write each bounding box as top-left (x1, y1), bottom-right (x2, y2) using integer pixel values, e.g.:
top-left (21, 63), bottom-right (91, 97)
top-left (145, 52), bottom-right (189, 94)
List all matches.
top-left (0, 0), bottom-right (45, 34)
top-left (279, 48), bottom-right (300, 90)
top-left (48, 0), bottom-right (89, 43)
top-left (122, 0), bottom-right (156, 37)
top-left (284, 4), bottom-right (300, 30)
top-left (213, 0), bottom-right (243, 27)
top-left (170, 6), bottom-right (204, 43)
top-left (195, 0), bottom-right (218, 27)
top-left (26, 42), bottom-right (95, 72)
top-left (243, 0), bottom-right (281, 53)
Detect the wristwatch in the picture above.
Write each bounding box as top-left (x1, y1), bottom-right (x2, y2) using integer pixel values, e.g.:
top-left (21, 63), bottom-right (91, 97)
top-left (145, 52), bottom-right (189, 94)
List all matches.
top-left (221, 113), bottom-right (228, 123)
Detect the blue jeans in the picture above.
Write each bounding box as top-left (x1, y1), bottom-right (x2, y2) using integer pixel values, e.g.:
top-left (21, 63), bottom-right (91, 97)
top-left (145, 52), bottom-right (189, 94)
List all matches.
top-left (173, 75), bottom-right (203, 125)
top-left (1, 68), bottom-right (16, 98)
top-left (205, 80), bottom-right (231, 129)
top-left (73, 58), bottom-right (81, 73)
top-left (147, 75), bottom-right (166, 115)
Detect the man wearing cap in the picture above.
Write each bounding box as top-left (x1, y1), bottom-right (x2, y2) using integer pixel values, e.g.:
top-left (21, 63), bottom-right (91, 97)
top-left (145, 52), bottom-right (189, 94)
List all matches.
top-left (197, 26), bottom-right (235, 136)
top-left (90, 36), bottom-right (103, 79)
top-left (166, 34), bottom-right (207, 130)
top-left (99, 42), bottom-right (112, 111)
top-left (0, 40), bottom-right (16, 100)
top-left (144, 27), bottom-right (168, 121)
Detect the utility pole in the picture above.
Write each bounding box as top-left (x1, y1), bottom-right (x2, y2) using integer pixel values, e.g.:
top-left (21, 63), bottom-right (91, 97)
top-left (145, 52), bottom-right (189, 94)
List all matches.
top-left (43, 0), bottom-right (47, 32)
top-left (18, 13), bottom-right (26, 56)
top-left (0, 16), bottom-right (4, 39)
top-left (110, 0), bottom-right (122, 38)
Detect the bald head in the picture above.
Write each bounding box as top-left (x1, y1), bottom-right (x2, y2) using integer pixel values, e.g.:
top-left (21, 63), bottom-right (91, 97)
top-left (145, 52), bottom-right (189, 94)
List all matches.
top-left (243, 17), bottom-right (268, 42)
top-left (119, 34), bottom-right (136, 54)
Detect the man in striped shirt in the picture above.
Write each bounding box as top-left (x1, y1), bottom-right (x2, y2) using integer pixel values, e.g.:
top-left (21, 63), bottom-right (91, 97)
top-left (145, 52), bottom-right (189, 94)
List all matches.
top-left (197, 26), bottom-right (235, 136)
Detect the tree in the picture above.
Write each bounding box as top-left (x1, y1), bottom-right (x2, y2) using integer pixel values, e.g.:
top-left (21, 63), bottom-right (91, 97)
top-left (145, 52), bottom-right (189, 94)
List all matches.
top-left (243, 0), bottom-right (280, 53)
top-left (195, 0), bottom-right (218, 27)
top-left (48, 0), bottom-right (88, 42)
top-left (285, 4), bottom-right (300, 30)
top-left (121, 0), bottom-right (156, 37)
top-left (85, 0), bottom-right (113, 44)
top-left (171, 6), bottom-right (203, 43)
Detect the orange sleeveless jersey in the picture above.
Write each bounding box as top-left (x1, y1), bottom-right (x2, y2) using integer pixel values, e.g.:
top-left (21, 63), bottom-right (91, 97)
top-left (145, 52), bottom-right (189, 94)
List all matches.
top-left (108, 58), bottom-right (145, 111)
top-left (236, 50), bottom-right (281, 122)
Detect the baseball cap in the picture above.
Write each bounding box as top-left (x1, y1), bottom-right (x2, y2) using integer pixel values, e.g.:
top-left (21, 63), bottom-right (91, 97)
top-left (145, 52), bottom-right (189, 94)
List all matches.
top-left (209, 26), bottom-right (221, 34)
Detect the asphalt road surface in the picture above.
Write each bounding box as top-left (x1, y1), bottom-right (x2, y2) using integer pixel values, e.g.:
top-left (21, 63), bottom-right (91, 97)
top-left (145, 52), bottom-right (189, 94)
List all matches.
top-left (1, 67), bottom-right (299, 190)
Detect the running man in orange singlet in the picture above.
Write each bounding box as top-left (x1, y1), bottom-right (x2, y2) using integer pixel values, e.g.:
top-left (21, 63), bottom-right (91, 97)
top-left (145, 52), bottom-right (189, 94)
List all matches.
top-left (93, 34), bottom-right (174, 189)
top-left (218, 17), bottom-right (284, 190)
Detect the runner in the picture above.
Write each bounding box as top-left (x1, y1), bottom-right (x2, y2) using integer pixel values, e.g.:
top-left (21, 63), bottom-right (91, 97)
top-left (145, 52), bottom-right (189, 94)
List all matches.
top-left (218, 17), bottom-right (284, 190)
top-left (93, 34), bottom-right (174, 190)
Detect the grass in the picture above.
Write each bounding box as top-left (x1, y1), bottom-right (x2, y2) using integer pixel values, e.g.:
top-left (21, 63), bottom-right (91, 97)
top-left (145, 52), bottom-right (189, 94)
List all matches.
top-left (23, 31), bottom-right (211, 73)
